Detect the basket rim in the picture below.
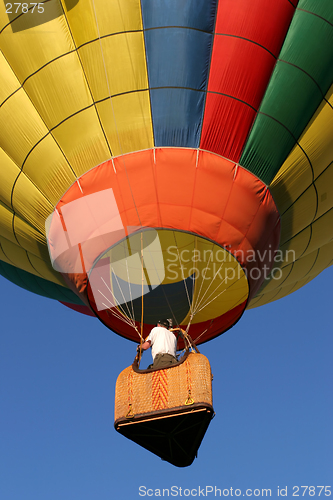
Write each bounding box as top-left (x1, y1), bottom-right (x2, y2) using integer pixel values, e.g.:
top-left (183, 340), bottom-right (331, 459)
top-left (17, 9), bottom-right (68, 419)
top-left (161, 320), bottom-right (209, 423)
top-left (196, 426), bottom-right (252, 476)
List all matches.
top-left (114, 402), bottom-right (215, 429)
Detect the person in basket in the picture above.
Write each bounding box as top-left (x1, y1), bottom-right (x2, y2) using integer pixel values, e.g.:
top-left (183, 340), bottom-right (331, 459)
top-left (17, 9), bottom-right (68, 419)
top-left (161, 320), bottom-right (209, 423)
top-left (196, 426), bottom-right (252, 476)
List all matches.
top-left (137, 319), bottom-right (177, 369)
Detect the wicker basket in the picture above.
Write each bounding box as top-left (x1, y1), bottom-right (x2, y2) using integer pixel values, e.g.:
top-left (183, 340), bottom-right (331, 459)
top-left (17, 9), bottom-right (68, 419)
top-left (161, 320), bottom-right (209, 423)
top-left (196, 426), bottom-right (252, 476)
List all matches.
top-left (114, 352), bottom-right (214, 467)
top-left (115, 352), bottom-right (212, 420)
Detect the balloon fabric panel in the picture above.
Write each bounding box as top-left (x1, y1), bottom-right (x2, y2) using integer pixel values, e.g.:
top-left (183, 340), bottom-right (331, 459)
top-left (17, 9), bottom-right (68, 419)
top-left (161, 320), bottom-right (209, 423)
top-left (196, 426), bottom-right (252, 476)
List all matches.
top-left (200, 0), bottom-right (297, 163)
top-left (249, 85), bottom-right (333, 308)
top-left (141, 0), bottom-right (217, 31)
top-left (143, 28), bottom-right (212, 148)
top-left (240, 0), bottom-right (333, 184)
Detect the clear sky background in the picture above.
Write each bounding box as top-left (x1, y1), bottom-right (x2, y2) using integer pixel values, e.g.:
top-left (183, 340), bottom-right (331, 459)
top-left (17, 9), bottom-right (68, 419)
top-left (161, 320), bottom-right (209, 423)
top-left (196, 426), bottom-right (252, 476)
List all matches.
top-left (0, 267), bottom-right (332, 500)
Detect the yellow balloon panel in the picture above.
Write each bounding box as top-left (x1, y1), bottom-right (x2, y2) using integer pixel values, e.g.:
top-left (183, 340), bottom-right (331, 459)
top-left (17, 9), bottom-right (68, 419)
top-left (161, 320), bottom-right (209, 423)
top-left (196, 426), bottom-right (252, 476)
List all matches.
top-left (276, 252), bottom-right (319, 289)
top-left (13, 216), bottom-right (48, 259)
top-left (299, 86), bottom-right (333, 180)
top-left (0, 148), bottom-right (20, 208)
top-left (0, 233), bottom-right (65, 285)
top-left (12, 174), bottom-right (53, 234)
top-left (303, 209), bottom-right (333, 257)
top-left (0, 1), bottom-right (74, 81)
top-left (0, 194), bottom-right (51, 263)
top-left (279, 227), bottom-right (312, 263)
top-left (249, 241), bottom-right (333, 309)
top-left (0, 203), bottom-right (16, 244)
top-left (314, 166), bottom-right (333, 219)
top-left (0, 51), bottom-right (21, 104)
top-left (51, 106), bottom-right (111, 177)
top-left (279, 186), bottom-right (317, 246)
top-left (95, 92), bottom-right (153, 156)
top-left (271, 146), bottom-right (312, 216)
top-left (22, 136), bottom-right (77, 206)
top-left (23, 52), bottom-right (94, 129)
top-left (0, 236), bottom-right (42, 276)
top-left (63, 0), bottom-right (143, 47)
top-left (306, 240), bottom-right (333, 277)
top-left (28, 252), bottom-right (66, 285)
top-left (272, 209), bottom-right (333, 277)
top-left (0, 88), bottom-right (48, 166)
top-left (79, 33), bottom-right (148, 100)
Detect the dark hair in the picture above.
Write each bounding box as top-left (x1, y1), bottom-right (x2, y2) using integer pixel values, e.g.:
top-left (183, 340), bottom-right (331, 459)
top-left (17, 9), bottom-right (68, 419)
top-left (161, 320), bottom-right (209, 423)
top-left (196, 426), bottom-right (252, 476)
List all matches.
top-left (157, 319), bottom-right (169, 328)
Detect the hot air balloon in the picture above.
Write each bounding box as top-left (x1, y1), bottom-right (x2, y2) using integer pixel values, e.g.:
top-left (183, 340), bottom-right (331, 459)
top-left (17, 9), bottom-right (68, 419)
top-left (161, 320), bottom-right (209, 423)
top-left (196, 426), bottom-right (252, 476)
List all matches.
top-left (1, 0), bottom-right (332, 466)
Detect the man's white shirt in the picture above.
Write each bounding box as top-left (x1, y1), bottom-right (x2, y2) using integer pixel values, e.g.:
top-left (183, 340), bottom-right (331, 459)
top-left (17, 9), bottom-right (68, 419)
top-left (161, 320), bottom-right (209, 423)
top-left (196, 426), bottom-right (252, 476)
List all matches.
top-left (146, 327), bottom-right (177, 360)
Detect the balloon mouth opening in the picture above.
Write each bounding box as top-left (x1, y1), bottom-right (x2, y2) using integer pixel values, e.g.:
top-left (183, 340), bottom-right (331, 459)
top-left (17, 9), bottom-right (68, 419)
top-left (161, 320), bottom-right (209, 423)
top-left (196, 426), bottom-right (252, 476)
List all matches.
top-left (86, 228), bottom-right (249, 336)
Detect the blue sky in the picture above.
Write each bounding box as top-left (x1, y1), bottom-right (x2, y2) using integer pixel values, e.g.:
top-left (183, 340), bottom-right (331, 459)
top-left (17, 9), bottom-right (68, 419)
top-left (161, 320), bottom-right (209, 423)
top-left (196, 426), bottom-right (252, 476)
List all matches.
top-left (0, 267), bottom-right (332, 500)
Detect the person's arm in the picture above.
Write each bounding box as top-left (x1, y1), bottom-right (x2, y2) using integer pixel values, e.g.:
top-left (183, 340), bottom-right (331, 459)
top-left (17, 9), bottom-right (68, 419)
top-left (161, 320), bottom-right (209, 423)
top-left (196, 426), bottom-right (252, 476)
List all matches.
top-left (137, 340), bottom-right (151, 352)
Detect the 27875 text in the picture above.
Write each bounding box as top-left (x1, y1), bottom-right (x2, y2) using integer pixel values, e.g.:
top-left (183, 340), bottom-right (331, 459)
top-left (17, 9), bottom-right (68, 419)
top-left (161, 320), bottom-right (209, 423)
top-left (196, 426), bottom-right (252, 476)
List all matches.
top-left (5, 3), bottom-right (44, 14)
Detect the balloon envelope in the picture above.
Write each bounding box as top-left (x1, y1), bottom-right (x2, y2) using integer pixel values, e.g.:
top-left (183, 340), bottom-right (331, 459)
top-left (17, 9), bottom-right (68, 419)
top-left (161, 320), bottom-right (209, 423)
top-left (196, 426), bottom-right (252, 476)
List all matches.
top-left (0, 0), bottom-right (332, 343)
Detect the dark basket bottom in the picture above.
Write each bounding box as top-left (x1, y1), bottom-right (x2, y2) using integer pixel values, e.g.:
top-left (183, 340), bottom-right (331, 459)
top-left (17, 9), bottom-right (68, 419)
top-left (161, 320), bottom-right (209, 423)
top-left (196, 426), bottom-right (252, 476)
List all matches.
top-left (115, 404), bottom-right (214, 467)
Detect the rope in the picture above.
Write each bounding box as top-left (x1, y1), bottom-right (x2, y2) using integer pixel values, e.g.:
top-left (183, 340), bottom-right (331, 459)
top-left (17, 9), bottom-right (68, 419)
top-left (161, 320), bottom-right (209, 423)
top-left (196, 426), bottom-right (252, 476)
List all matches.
top-left (101, 274), bottom-right (136, 328)
top-left (190, 240), bottom-right (214, 315)
top-left (194, 264), bottom-right (239, 314)
top-left (138, 232), bottom-right (144, 364)
top-left (172, 232), bottom-right (194, 318)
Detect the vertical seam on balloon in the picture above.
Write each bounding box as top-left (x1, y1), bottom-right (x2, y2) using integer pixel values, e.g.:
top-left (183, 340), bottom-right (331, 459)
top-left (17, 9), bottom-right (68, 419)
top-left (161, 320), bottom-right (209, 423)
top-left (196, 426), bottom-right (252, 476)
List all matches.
top-left (58, 1), bottom-right (113, 159)
top-left (139, 0), bottom-right (156, 148)
top-left (299, 224), bottom-right (313, 259)
top-left (11, 213), bottom-right (21, 246)
top-left (187, 151), bottom-right (199, 233)
top-left (312, 182), bottom-right (319, 221)
top-left (150, 150), bottom-right (162, 227)
top-left (198, 0), bottom-right (220, 148)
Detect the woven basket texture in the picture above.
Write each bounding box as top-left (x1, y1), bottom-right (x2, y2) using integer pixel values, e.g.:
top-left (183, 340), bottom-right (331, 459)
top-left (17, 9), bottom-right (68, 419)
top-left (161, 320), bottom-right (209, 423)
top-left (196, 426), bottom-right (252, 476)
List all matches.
top-left (114, 352), bottom-right (212, 421)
